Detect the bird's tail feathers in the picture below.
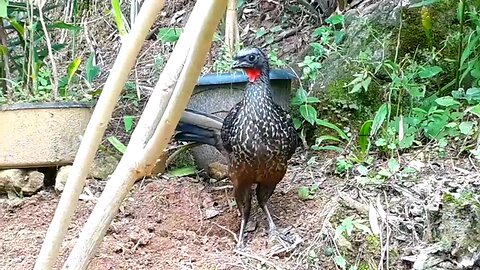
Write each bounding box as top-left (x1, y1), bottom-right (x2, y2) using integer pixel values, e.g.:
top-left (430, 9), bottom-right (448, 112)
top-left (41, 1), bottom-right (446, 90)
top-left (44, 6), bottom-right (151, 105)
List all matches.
top-left (174, 109), bottom-right (224, 149)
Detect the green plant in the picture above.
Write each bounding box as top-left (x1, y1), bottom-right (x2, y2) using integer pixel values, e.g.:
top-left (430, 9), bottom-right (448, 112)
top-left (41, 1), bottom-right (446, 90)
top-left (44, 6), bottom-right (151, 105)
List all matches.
top-left (332, 216), bottom-right (373, 270)
top-left (298, 183), bottom-right (320, 200)
top-left (341, 1), bottom-right (480, 158)
top-left (157, 27), bottom-right (183, 43)
top-left (0, 1), bottom-right (88, 104)
top-left (290, 14), bottom-right (350, 152)
top-left (291, 87), bottom-right (349, 151)
top-left (107, 136), bottom-right (127, 154)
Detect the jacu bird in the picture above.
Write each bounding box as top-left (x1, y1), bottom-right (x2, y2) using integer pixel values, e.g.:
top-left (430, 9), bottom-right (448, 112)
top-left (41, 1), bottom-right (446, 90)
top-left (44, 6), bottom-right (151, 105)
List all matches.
top-left (175, 47), bottom-right (300, 248)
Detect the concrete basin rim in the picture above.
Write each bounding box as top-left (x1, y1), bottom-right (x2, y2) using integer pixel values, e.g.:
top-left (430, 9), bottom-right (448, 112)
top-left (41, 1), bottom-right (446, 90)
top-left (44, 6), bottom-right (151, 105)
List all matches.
top-left (197, 69), bottom-right (297, 86)
top-left (0, 101), bottom-right (94, 111)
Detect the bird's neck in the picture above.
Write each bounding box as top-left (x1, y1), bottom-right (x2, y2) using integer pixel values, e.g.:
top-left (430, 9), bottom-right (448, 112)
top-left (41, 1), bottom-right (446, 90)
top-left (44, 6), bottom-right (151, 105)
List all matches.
top-left (243, 67), bottom-right (272, 103)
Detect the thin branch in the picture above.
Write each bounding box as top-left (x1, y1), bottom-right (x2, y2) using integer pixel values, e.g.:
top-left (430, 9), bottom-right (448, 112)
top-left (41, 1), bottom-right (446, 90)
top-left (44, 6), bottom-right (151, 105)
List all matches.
top-left (38, 3), bottom-right (60, 99)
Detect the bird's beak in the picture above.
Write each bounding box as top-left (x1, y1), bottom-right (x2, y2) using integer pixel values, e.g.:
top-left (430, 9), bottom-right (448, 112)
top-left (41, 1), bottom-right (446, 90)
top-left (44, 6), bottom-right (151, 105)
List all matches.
top-left (231, 59), bottom-right (243, 69)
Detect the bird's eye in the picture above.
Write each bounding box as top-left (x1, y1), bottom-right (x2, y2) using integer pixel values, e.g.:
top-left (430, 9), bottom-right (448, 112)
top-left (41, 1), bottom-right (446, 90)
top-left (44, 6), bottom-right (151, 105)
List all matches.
top-left (248, 55), bottom-right (256, 62)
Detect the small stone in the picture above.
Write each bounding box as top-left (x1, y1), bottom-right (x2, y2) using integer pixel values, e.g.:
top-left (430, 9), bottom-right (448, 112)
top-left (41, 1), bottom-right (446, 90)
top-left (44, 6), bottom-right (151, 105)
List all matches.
top-left (0, 169), bottom-right (27, 194)
top-left (245, 220), bottom-right (257, 232)
top-left (88, 153), bottom-right (119, 180)
top-left (0, 169), bottom-right (44, 195)
top-left (55, 166), bottom-right (72, 192)
top-left (336, 234), bottom-right (353, 250)
top-left (23, 171), bottom-right (44, 195)
top-left (204, 208), bottom-right (220, 219)
top-left (207, 162), bottom-right (229, 180)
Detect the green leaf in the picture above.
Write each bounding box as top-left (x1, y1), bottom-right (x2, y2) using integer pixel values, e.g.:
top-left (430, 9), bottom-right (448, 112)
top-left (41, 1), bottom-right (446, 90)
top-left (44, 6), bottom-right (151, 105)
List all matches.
top-left (85, 53), bottom-right (101, 84)
top-left (407, 85), bottom-right (426, 98)
top-left (334, 255), bottom-right (347, 269)
top-left (47, 21), bottom-right (82, 32)
top-left (311, 145), bottom-right (345, 152)
top-left (67, 57), bottom-right (81, 84)
top-left (418, 66), bottom-right (442, 78)
top-left (361, 76), bottom-right (371, 91)
top-left (168, 166), bottom-right (197, 177)
top-left (292, 88), bottom-right (308, 105)
top-left (8, 18), bottom-right (25, 38)
top-left (123, 115), bottom-right (135, 133)
top-left (256, 27), bottom-right (267, 38)
top-left (357, 165), bottom-right (368, 176)
top-left (316, 119), bottom-right (348, 140)
top-left (409, 0), bottom-right (441, 8)
top-left (306, 96), bottom-right (321, 103)
top-left (399, 135), bottom-right (414, 149)
top-left (312, 26), bottom-right (329, 38)
top-left (375, 138), bottom-right (387, 146)
top-left (466, 88), bottom-right (480, 102)
top-left (326, 14), bottom-right (344, 25)
top-left (111, 0), bottom-right (128, 36)
top-left (300, 104), bottom-right (317, 125)
top-left (293, 117), bottom-right (302, 129)
top-left (236, 0), bottom-right (246, 9)
top-left (334, 30), bottom-right (346, 44)
top-left (461, 35), bottom-right (478, 68)
top-left (107, 136), bottom-right (127, 154)
top-left (298, 186), bottom-right (311, 200)
top-left (388, 158), bottom-right (400, 172)
top-left (157, 27), bottom-right (183, 43)
top-left (435, 96), bottom-right (460, 107)
top-left (0, 0), bottom-right (8, 18)
top-left (459, 121), bottom-right (474, 135)
top-left (315, 135), bottom-right (341, 145)
top-left (467, 104), bottom-right (480, 117)
top-left (359, 120), bottom-right (373, 154)
top-left (371, 103), bottom-right (389, 137)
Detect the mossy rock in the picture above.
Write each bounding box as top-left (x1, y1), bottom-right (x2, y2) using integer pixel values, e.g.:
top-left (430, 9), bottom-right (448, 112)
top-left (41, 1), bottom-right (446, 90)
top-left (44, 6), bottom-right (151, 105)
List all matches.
top-left (398, 0), bottom-right (459, 58)
top-left (310, 0), bottom-right (402, 126)
top-left (308, 0), bottom-right (463, 130)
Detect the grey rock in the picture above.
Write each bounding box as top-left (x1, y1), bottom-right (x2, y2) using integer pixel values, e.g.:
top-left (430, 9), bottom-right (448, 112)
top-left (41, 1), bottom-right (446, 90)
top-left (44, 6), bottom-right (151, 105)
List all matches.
top-left (88, 153), bottom-right (119, 180)
top-left (24, 171), bottom-right (44, 195)
top-left (0, 169), bottom-right (44, 195)
top-left (55, 165), bottom-right (72, 192)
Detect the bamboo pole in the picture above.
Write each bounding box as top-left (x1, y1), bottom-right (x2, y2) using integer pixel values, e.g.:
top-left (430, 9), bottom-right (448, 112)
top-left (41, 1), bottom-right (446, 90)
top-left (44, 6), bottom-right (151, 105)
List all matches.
top-left (33, 1), bottom-right (165, 269)
top-left (62, 1), bottom-right (227, 269)
top-left (225, 0), bottom-right (239, 54)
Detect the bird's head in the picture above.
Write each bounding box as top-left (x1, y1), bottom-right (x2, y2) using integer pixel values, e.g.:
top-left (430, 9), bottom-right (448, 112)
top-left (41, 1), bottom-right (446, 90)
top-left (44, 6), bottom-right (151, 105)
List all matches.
top-left (231, 47), bottom-right (270, 83)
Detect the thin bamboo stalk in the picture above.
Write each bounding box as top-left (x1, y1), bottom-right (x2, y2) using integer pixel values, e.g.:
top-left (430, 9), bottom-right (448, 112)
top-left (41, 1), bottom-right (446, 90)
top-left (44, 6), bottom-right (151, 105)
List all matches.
top-left (62, 1), bottom-right (227, 269)
top-left (32, 1), bottom-right (165, 269)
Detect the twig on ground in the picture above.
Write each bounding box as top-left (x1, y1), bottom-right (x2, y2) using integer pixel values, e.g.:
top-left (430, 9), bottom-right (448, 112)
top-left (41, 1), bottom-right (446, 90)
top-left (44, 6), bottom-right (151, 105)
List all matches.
top-left (338, 191), bottom-right (369, 214)
top-left (261, 26), bottom-right (302, 48)
top-left (211, 185), bottom-right (234, 191)
top-left (234, 249), bottom-right (282, 270)
top-left (212, 221), bottom-right (238, 243)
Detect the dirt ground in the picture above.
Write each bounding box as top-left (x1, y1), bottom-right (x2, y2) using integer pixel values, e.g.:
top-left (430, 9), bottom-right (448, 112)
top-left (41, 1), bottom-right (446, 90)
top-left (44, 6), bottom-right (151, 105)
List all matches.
top-left (2, 1), bottom-right (479, 269)
top-left (2, 151), bottom-right (479, 270)
top-left (0, 154), bottom-right (344, 270)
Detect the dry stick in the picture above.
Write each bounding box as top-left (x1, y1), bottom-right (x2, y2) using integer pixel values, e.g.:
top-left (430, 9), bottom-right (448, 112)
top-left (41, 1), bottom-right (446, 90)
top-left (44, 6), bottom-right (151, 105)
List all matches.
top-left (38, 3), bottom-right (59, 99)
top-left (32, 1), bottom-right (166, 269)
top-left (225, 0), bottom-right (239, 54)
top-left (0, 22), bottom-right (11, 97)
top-left (234, 250), bottom-right (282, 270)
top-left (62, 1), bottom-right (227, 269)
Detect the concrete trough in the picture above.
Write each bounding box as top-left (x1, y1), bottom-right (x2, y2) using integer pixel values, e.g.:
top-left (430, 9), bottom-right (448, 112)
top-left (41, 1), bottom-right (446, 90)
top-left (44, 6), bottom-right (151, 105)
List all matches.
top-left (0, 102), bottom-right (93, 168)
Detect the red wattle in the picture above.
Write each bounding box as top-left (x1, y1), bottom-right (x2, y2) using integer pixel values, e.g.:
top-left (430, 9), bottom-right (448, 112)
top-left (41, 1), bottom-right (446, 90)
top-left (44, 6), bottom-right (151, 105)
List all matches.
top-left (245, 68), bottom-right (261, 82)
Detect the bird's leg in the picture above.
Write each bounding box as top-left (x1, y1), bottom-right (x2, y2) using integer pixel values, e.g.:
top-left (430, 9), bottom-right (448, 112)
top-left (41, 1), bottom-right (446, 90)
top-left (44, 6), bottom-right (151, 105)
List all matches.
top-left (233, 184), bottom-right (252, 249)
top-left (256, 184), bottom-right (294, 244)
